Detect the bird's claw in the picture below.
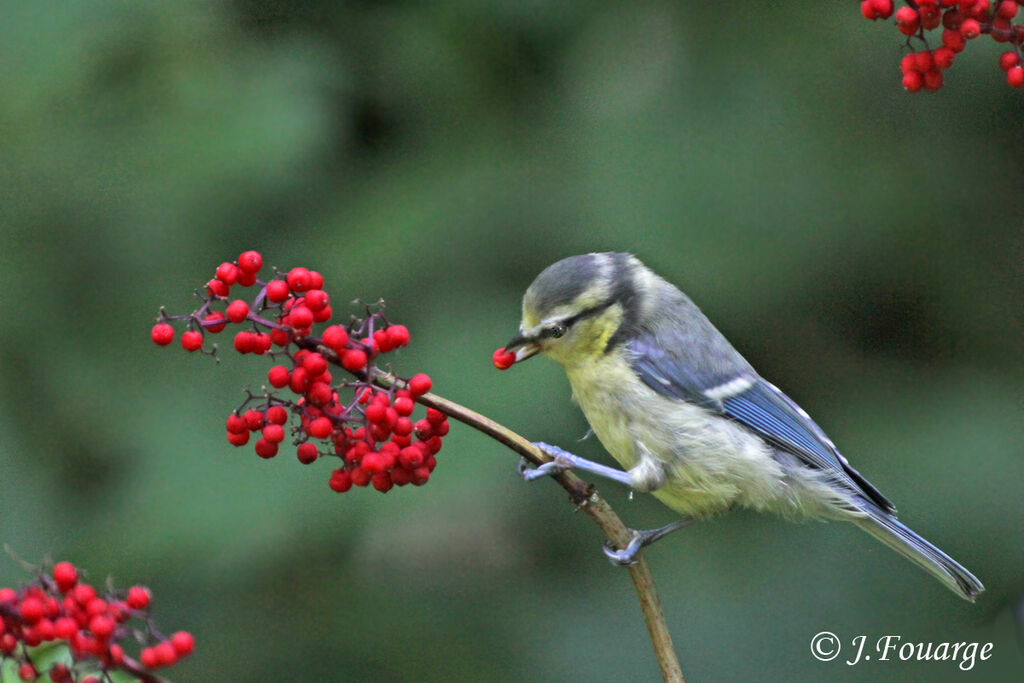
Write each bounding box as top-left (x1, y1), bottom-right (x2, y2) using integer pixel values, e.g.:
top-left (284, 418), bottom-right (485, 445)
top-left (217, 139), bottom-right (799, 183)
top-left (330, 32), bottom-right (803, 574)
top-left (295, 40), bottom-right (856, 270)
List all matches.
top-left (518, 442), bottom-right (579, 481)
top-left (518, 454), bottom-right (572, 481)
top-left (601, 518), bottom-right (695, 567)
top-left (603, 533), bottom-right (646, 566)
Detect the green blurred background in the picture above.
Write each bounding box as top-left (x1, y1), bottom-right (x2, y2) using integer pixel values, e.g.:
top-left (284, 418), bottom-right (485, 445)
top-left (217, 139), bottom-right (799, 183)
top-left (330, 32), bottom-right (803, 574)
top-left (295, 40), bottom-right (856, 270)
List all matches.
top-left (2, 1), bottom-right (1022, 681)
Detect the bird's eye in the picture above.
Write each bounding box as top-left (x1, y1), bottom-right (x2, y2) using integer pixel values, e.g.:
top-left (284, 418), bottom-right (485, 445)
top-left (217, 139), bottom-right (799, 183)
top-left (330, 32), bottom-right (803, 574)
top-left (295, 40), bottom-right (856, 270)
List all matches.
top-left (544, 324), bottom-right (567, 339)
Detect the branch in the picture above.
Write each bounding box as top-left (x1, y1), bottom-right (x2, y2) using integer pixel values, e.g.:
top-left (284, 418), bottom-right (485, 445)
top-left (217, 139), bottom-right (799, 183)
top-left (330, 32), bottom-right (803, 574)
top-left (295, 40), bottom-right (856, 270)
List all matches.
top-left (365, 361), bottom-right (685, 682)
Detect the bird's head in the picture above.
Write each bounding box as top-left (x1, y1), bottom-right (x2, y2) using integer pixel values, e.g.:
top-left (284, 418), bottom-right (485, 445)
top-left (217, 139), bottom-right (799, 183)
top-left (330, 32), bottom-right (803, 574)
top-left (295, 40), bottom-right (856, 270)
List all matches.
top-left (503, 252), bottom-right (644, 368)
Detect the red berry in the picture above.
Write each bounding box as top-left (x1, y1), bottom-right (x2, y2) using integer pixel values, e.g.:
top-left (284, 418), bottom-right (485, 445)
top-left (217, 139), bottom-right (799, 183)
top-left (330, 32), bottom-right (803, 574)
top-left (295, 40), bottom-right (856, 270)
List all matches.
top-left (54, 616), bottom-right (78, 639)
top-left (860, 0), bottom-right (892, 19)
top-left (237, 250), bottom-right (262, 274)
top-left (399, 446), bottom-right (425, 469)
top-left (959, 18), bottom-right (980, 39)
top-left (329, 468), bottom-right (352, 492)
top-left (266, 405), bottom-right (288, 424)
top-left (216, 262), bottom-right (239, 285)
top-left (88, 614), bottom-right (115, 639)
top-left (361, 451), bottom-right (385, 473)
top-left (386, 324), bottom-right (410, 347)
top-left (365, 402), bottom-right (388, 423)
top-left (151, 323), bottom-right (174, 346)
top-left (226, 300), bottom-right (249, 323)
top-left (307, 381), bottom-right (333, 405)
top-left (253, 333), bottom-right (272, 354)
top-left (304, 289), bottom-right (329, 312)
top-left (296, 442), bottom-right (319, 464)
top-left (895, 6), bottom-right (919, 35)
top-left (203, 311), bottom-right (227, 333)
top-left (262, 424), bottom-right (285, 443)
top-left (268, 365), bottom-right (290, 388)
top-left (350, 467), bottom-right (371, 487)
top-left (393, 416), bottom-right (413, 436)
top-left (227, 431), bottom-right (250, 446)
top-left (372, 472), bottom-right (393, 492)
top-left (140, 647), bottom-right (159, 668)
top-left (1008, 65), bottom-right (1024, 87)
top-left (933, 46), bottom-right (955, 69)
top-left (20, 596), bottom-right (45, 622)
top-left (997, 1), bottom-right (1018, 20)
top-left (226, 413), bottom-right (247, 433)
top-left (153, 641), bottom-right (178, 667)
top-left (288, 305), bottom-right (314, 329)
top-left (373, 329), bottom-right (394, 353)
top-left (307, 417), bottom-right (332, 439)
top-left (412, 466), bottom-right (431, 485)
top-left (52, 562), bottom-right (78, 592)
top-left (914, 51), bottom-right (934, 72)
top-left (302, 353), bottom-right (328, 376)
top-left (206, 278), bottom-right (229, 297)
top-left (941, 28), bottom-right (966, 52)
top-left (17, 663), bottom-right (36, 681)
top-left (322, 325), bottom-right (350, 352)
top-left (390, 466), bottom-right (412, 486)
top-left (407, 373), bottom-right (432, 396)
top-left (181, 330), bottom-right (203, 351)
top-left (942, 8), bottom-right (963, 30)
top-left (266, 279), bottom-right (290, 302)
top-left (171, 630), bottom-right (195, 656)
top-left (243, 410), bottom-right (265, 431)
top-left (85, 597), bottom-right (107, 616)
top-left (1000, 51), bottom-right (1020, 71)
top-left (233, 331), bottom-right (254, 353)
top-left (902, 70), bottom-right (923, 92)
top-left (237, 269), bottom-right (257, 287)
top-left (313, 304), bottom-right (332, 323)
top-left (289, 366), bottom-right (310, 394)
top-left (871, 0), bottom-right (894, 19)
top-left (393, 395), bottom-right (415, 416)
top-left (309, 270), bottom-right (324, 290)
top-left (923, 69), bottom-right (943, 91)
top-left (254, 438), bottom-right (279, 458)
top-left (492, 347), bottom-right (516, 370)
top-left (286, 267), bottom-right (312, 293)
top-left (342, 349), bottom-right (367, 372)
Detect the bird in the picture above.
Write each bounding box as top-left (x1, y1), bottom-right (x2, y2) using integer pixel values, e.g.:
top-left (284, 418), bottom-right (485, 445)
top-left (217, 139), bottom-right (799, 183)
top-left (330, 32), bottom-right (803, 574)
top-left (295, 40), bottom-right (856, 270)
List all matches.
top-left (501, 252), bottom-right (983, 602)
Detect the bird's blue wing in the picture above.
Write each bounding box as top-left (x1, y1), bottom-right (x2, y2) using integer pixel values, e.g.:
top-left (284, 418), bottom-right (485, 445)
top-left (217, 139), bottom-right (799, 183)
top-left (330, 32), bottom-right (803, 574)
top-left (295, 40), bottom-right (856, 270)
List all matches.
top-left (628, 332), bottom-right (895, 513)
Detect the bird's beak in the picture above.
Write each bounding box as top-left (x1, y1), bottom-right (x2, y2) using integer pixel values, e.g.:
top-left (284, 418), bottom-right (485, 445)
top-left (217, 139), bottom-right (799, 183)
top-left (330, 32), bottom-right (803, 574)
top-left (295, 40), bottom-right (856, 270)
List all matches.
top-left (504, 332), bottom-right (540, 363)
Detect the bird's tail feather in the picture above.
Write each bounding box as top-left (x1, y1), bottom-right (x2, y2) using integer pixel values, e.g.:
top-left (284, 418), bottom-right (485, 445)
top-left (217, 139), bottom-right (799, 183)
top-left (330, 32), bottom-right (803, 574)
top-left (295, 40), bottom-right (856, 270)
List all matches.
top-left (854, 508), bottom-right (984, 602)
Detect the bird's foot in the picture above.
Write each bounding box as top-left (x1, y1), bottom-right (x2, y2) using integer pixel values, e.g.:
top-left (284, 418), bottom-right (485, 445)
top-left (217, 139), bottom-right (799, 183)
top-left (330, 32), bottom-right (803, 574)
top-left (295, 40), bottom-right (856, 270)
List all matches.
top-left (518, 442), bottom-right (579, 481)
top-left (602, 518), bottom-right (695, 566)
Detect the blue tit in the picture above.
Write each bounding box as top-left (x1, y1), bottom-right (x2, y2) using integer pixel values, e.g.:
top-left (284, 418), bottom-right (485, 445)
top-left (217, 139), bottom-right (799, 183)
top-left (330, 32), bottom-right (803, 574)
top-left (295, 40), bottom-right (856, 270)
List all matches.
top-left (503, 252), bottom-right (983, 602)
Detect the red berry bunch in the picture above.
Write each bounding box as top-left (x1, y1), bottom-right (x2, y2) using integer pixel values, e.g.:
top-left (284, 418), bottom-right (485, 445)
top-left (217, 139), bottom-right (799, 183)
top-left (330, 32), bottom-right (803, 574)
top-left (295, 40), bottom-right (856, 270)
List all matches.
top-left (153, 251), bottom-right (449, 494)
top-left (859, 0), bottom-right (1024, 90)
top-left (0, 560), bottom-right (193, 682)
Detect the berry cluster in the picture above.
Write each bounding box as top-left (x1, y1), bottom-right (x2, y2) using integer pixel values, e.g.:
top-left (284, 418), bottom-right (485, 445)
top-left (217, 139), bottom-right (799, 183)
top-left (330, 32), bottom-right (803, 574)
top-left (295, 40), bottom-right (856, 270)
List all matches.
top-left (859, 0), bottom-right (1024, 90)
top-left (152, 251), bottom-right (448, 494)
top-left (0, 561), bottom-right (192, 682)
